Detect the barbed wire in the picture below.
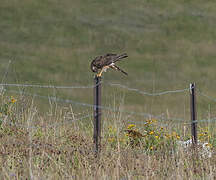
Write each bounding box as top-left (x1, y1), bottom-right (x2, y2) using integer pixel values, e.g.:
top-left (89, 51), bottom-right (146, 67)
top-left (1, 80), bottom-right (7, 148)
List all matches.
top-left (197, 91), bottom-right (216, 102)
top-left (3, 85), bottom-right (216, 125)
top-left (176, 117), bottom-right (216, 125)
top-left (0, 81), bottom-right (190, 97)
top-left (194, 117), bottom-right (216, 124)
top-left (7, 89), bottom-right (204, 125)
top-left (7, 89), bottom-right (165, 119)
top-left (105, 82), bottom-right (190, 96)
top-left (10, 89), bottom-right (216, 124)
top-left (0, 82), bottom-right (101, 89)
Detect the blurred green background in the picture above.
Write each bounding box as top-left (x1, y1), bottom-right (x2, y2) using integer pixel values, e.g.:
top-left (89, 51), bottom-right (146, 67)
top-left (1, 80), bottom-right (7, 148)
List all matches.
top-left (1, 0), bottom-right (216, 120)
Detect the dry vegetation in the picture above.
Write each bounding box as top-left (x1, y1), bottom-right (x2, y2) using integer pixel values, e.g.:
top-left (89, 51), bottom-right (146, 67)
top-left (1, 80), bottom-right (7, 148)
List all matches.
top-left (0, 94), bottom-right (216, 179)
top-left (1, 0), bottom-right (216, 179)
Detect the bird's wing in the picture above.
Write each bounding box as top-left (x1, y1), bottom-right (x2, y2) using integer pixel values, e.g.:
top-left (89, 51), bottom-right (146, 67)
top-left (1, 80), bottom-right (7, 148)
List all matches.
top-left (113, 53), bottom-right (128, 63)
top-left (102, 54), bottom-right (118, 65)
top-left (104, 53), bottom-right (128, 65)
top-left (91, 53), bottom-right (128, 69)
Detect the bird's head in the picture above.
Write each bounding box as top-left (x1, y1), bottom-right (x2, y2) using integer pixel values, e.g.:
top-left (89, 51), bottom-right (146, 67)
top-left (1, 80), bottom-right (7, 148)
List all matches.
top-left (90, 62), bottom-right (98, 73)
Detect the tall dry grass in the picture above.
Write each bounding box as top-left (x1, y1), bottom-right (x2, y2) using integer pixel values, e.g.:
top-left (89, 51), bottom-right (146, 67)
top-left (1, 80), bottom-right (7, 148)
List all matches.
top-left (0, 93), bottom-right (216, 179)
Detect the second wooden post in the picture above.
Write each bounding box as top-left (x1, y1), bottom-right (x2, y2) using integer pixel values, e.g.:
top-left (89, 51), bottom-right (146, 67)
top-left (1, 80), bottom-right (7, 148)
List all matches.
top-left (190, 83), bottom-right (198, 145)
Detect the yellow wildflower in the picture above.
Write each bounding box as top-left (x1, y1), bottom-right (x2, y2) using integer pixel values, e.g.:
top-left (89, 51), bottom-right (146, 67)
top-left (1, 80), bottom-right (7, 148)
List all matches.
top-left (176, 135), bottom-right (180, 139)
top-left (150, 146), bottom-right (153, 150)
top-left (199, 133), bottom-right (205, 137)
top-left (127, 124), bottom-right (135, 129)
top-left (155, 136), bottom-right (159, 139)
top-left (11, 96), bottom-right (17, 103)
top-left (149, 131), bottom-right (154, 135)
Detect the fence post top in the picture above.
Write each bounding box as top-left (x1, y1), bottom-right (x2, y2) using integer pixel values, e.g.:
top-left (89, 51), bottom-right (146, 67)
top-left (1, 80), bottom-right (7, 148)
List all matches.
top-left (94, 75), bottom-right (102, 80)
top-left (190, 83), bottom-right (196, 94)
top-left (190, 83), bottom-right (195, 87)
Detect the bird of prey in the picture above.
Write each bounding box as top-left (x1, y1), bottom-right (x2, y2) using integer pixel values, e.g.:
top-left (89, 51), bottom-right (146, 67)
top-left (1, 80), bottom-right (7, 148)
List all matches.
top-left (90, 53), bottom-right (128, 77)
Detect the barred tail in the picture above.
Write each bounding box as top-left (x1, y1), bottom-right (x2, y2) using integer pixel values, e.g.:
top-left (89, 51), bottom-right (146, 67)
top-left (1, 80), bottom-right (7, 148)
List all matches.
top-left (113, 65), bottom-right (128, 76)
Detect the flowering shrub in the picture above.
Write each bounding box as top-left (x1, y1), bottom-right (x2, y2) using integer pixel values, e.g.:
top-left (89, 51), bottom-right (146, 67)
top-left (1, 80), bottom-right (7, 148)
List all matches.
top-left (124, 119), bottom-right (180, 152)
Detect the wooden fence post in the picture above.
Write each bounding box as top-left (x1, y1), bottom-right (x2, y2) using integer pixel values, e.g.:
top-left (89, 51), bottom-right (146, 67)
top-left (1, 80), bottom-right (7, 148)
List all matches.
top-left (190, 83), bottom-right (198, 145)
top-left (93, 76), bottom-right (102, 155)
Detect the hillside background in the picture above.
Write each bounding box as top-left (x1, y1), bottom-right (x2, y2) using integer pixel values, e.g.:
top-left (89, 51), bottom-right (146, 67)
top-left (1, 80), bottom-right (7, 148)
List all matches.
top-left (1, 0), bottom-right (216, 119)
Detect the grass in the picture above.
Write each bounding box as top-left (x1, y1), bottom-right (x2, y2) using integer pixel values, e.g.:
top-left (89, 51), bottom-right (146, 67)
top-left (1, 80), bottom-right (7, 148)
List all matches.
top-left (1, 0), bottom-right (216, 117)
top-left (1, 0), bottom-right (216, 178)
top-left (0, 94), bottom-right (216, 179)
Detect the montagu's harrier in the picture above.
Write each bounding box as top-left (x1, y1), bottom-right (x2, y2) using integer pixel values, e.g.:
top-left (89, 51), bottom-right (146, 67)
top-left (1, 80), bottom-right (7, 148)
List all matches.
top-left (90, 53), bottom-right (128, 77)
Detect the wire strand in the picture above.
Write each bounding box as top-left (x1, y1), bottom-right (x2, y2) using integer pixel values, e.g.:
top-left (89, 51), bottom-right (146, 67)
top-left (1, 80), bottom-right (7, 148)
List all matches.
top-left (197, 91), bottom-right (216, 102)
top-left (0, 82), bottom-right (102, 89)
top-left (7, 89), bottom-right (163, 119)
top-left (7, 90), bottom-right (196, 124)
top-left (106, 83), bottom-right (189, 96)
top-left (0, 82), bottom-right (189, 97)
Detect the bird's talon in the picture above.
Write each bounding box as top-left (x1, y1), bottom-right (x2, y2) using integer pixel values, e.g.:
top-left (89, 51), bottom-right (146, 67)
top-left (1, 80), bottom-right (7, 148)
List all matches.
top-left (96, 73), bottom-right (102, 77)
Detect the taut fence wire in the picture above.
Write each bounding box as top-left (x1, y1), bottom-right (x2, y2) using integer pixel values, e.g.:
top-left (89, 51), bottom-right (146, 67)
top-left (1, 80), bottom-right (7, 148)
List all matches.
top-left (197, 90), bottom-right (216, 102)
top-left (1, 82), bottom-right (189, 95)
top-left (7, 89), bottom-right (186, 122)
top-left (0, 83), bottom-right (102, 89)
top-left (2, 80), bottom-right (216, 151)
top-left (1, 83), bottom-right (216, 125)
top-left (106, 82), bottom-right (190, 96)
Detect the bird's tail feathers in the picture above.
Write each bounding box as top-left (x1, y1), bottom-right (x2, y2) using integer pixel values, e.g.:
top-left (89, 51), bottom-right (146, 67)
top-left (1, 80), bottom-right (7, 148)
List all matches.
top-left (114, 53), bottom-right (128, 63)
top-left (113, 65), bottom-right (128, 76)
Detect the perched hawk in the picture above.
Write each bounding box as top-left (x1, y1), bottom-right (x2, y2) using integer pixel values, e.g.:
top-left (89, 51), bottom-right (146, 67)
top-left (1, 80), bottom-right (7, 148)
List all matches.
top-left (90, 53), bottom-right (128, 77)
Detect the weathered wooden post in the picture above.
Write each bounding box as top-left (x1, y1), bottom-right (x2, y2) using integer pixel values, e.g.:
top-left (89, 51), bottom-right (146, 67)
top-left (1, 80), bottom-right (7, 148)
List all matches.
top-left (93, 76), bottom-right (102, 155)
top-left (190, 83), bottom-right (198, 145)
